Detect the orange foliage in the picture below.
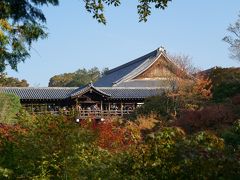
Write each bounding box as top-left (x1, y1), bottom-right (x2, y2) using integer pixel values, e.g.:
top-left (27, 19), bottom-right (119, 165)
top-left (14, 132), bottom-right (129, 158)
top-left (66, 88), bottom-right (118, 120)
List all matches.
top-left (80, 119), bottom-right (136, 152)
top-left (96, 121), bottom-right (135, 152)
top-left (0, 123), bottom-right (26, 143)
top-left (169, 75), bottom-right (212, 111)
top-left (192, 75), bottom-right (212, 100)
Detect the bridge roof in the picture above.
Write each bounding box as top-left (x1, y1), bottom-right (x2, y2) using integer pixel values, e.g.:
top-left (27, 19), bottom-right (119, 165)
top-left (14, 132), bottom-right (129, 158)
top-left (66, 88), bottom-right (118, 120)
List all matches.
top-left (0, 87), bottom-right (76, 100)
top-left (0, 86), bottom-right (167, 100)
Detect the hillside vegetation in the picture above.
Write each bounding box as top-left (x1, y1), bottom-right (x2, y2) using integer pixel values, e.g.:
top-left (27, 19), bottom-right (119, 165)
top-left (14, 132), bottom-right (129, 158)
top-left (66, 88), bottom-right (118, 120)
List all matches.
top-left (0, 67), bottom-right (239, 179)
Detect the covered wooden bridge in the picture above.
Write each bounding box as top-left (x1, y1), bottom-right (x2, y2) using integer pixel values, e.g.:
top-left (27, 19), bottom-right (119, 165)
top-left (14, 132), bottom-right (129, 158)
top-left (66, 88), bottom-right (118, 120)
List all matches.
top-left (0, 47), bottom-right (192, 118)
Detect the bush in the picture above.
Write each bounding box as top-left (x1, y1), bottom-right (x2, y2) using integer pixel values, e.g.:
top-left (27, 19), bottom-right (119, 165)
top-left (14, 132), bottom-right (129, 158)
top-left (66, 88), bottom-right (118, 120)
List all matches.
top-left (115, 127), bottom-right (240, 179)
top-left (0, 114), bottom-right (103, 179)
top-left (222, 119), bottom-right (240, 148)
top-left (209, 67), bottom-right (240, 102)
top-left (129, 94), bottom-right (176, 121)
top-left (0, 93), bottom-right (21, 124)
top-left (176, 104), bottom-right (236, 133)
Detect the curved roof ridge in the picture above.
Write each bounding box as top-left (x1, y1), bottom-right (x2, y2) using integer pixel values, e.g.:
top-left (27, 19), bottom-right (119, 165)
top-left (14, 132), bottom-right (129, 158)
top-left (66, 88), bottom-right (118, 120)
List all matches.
top-left (98, 87), bottom-right (170, 89)
top-left (0, 87), bottom-right (78, 89)
top-left (70, 83), bottom-right (111, 98)
top-left (105, 49), bottom-right (158, 75)
top-left (120, 52), bottom-right (195, 82)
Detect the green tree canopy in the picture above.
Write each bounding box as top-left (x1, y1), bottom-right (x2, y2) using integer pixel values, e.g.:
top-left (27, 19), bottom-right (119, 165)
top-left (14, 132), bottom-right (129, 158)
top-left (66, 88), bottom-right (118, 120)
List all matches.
top-left (0, 0), bottom-right (172, 72)
top-left (209, 67), bottom-right (240, 101)
top-left (48, 67), bottom-right (108, 87)
top-left (0, 73), bottom-right (29, 87)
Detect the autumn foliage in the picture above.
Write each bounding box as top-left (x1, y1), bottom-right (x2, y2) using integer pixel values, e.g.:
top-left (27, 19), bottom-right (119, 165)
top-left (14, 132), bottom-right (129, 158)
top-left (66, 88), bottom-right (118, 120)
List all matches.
top-left (176, 104), bottom-right (236, 133)
top-left (0, 123), bottom-right (26, 143)
top-left (170, 75), bottom-right (212, 110)
top-left (80, 119), bottom-right (136, 152)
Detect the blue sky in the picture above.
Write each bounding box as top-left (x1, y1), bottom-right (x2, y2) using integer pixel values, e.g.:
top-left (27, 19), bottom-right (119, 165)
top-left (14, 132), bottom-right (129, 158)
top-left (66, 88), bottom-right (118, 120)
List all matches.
top-left (7, 0), bottom-right (240, 86)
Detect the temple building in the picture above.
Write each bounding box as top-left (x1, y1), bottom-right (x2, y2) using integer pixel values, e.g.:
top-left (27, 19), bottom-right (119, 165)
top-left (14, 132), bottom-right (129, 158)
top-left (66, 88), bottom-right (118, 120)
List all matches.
top-left (0, 47), bottom-right (192, 117)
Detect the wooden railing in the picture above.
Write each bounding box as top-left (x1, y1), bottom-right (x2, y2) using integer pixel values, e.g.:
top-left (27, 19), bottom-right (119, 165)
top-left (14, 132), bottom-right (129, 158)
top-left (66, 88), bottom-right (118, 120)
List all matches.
top-left (76, 109), bottom-right (134, 118)
top-left (29, 109), bottom-right (134, 118)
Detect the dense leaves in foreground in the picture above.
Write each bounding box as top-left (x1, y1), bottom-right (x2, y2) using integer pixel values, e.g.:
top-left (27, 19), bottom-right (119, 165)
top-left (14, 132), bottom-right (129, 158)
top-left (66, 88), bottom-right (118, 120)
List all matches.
top-left (0, 113), bottom-right (239, 179)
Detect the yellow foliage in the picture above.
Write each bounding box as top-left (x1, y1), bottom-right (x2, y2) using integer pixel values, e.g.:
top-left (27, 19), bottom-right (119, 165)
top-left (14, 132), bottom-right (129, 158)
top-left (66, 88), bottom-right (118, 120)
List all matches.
top-left (136, 114), bottom-right (159, 130)
top-left (0, 19), bottom-right (12, 31)
top-left (124, 114), bottom-right (163, 142)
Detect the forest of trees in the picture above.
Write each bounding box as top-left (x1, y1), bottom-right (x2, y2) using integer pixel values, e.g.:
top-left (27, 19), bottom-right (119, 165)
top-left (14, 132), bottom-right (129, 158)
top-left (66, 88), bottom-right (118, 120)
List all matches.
top-left (0, 73), bottom-right (29, 87)
top-left (48, 67), bottom-right (108, 87)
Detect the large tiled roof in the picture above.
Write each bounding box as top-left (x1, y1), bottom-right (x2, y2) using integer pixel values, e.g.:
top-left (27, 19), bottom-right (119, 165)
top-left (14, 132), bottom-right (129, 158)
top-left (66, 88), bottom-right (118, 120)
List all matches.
top-left (94, 49), bottom-right (158, 87)
top-left (94, 47), bottom-right (187, 87)
top-left (114, 79), bottom-right (176, 88)
top-left (99, 87), bottom-right (167, 99)
top-left (0, 87), bottom-right (77, 100)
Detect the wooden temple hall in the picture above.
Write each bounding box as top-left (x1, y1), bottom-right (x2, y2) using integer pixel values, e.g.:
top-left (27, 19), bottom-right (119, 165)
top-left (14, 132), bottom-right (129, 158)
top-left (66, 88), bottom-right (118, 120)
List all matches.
top-left (0, 47), bottom-right (191, 118)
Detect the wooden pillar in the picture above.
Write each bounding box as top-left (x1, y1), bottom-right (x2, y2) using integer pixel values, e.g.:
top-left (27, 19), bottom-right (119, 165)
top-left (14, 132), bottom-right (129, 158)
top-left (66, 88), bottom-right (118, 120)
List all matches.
top-left (100, 101), bottom-right (103, 111)
top-left (75, 98), bottom-right (78, 107)
top-left (100, 101), bottom-right (103, 116)
top-left (108, 101), bottom-right (110, 116)
top-left (120, 101), bottom-right (123, 116)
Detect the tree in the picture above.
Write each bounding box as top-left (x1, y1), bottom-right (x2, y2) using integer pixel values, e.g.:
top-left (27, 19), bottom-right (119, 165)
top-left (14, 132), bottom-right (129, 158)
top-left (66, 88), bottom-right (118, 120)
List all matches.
top-left (169, 54), bottom-right (199, 75)
top-left (48, 67), bottom-right (106, 87)
top-left (223, 12), bottom-right (240, 61)
top-left (0, 73), bottom-right (29, 87)
top-left (0, 0), bottom-right (172, 73)
top-left (0, 0), bottom-right (56, 72)
top-left (208, 67), bottom-right (240, 102)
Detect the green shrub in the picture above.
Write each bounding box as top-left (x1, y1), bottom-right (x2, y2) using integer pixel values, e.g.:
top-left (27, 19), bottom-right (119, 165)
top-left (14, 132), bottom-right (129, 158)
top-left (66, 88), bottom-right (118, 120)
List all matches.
top-left (222, 119), bottom-right (240, 147)
top-left (209, 67), bottom-right (240, 102)
top-left (0, 93), bottom-right (21, 124)
top-left (129, 94), bottom-right (177, 121)
top-left (115, 127), bottom-right (240, 179)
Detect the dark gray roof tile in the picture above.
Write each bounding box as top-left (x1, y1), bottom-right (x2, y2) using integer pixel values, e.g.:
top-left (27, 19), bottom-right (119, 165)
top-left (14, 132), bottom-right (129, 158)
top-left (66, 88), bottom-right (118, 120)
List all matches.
top-left (0, 87), bottom-right (77, 100)
top-left (116, 79), bottom-right (176, 88)
top-left (99, 87), bottom-right (167, 99)
top-left (94, 49), bottom-right (158, 87)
